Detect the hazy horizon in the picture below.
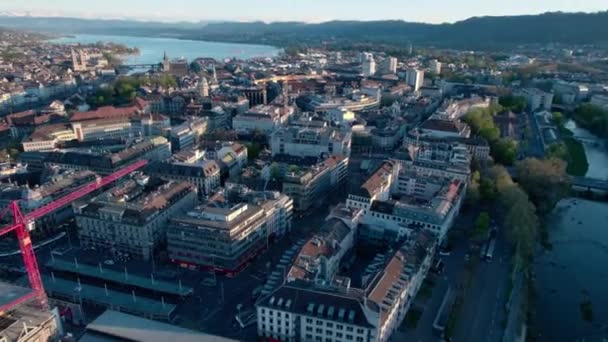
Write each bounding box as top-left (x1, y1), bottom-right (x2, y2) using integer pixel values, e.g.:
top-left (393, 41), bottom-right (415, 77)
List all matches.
top-left (2, 0), bottom-right (607, 24)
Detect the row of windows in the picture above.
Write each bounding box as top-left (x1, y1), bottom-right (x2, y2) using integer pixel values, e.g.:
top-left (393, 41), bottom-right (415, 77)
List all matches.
top-left (304, 318), bottom-right (364, 334)
top-left (304, 333), bottom-right (364, 342)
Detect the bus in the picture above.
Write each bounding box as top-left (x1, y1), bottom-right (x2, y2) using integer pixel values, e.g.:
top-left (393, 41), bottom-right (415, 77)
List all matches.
top-left (485, 238), bottom-right (497, 261)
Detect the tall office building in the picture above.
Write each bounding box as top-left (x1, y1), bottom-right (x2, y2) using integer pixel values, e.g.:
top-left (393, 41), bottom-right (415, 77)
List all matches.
top-left (381, 57), bottom-right (397, 74)
top-left (406, 68), bottom-right (425, 92)
top-left (362, 54), bottom-right (376, 77)
top-left (429, 59), bottom-right (442, 75)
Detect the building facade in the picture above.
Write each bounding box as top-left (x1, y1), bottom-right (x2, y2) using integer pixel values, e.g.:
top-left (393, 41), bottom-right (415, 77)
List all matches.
top-left (76, 176), bottom-right (197, 261)
top-left (167, 203), bottom-right (267, 274)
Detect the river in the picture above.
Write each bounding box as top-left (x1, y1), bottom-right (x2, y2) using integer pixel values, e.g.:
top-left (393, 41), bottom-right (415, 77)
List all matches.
top-left (534, 198), bottom-right (608, 341)
top-left (564, 119), bottom-right (608, 180)
top-left (49, 34), bottom-right (280, 64)
top-left (532, 121), bottom-right (608, 341)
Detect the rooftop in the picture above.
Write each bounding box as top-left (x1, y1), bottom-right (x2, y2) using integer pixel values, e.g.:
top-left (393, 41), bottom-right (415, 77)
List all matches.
top-left (84, 310), bottom-right (236, 342)
top-left (260, 283), bottom-right (375, 328)
top-left (45, 258), bottom-right (193, 296)
top-left (356, 160), bottom-right (395, 198)
top-left (80, 175), bottom-right (195, 225)
top-left (41, 276), bottom-right (176, 319)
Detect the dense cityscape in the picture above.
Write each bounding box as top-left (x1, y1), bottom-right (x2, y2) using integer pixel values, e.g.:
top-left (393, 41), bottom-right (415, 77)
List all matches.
top-left (1, 4), bottom-right (608, 342)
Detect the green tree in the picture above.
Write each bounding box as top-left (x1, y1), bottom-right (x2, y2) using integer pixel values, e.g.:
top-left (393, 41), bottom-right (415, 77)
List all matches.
top-left (488, 165), bottom-right (539, 270)
top-left (157, 74), bottom-right (177, 88)
top-left (515, 158), bottom-right (569, 214)
top-left (471, 211), bottom-right (491, 240)
top-left (551, 111), bottom-right (565, 127)
top-left (504, 198), bottom-right (538, 268)
top-left (270, 162), bottom-right (282, 181)
top-left (499, 95), bottom-right (527, 113)
top-left (491, 139), bottom-right (518, 165)
top-left (546, 142), bottom-right (568, 160)
top-left (479, 177), bottom-right (497, 201)
top-left (116, 82), bottom-right (136, 103)
top-left (465, 170), bottom-right (481, 207)
top-left (573, 104), bottom-right (608, 138)
top-left (245, 142), bottom-right (262, 161)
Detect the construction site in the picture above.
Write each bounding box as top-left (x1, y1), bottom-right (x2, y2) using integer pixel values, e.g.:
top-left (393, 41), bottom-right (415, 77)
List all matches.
top-left (0, 160), bottom-right (157, 341)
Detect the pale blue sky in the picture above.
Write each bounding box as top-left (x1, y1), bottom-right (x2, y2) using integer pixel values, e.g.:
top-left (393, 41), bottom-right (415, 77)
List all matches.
top-left (1, 0), bottom-right (606, 23)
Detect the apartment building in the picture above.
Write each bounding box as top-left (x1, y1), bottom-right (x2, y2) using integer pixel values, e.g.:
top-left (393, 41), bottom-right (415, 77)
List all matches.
top-left (146, 160), bottom-right (221, 197)
top-left (282, 155), bottom-right (348, 211)
top-left (76, 174), bottom-right (197, 261)
top-left (257, 229), bottom-right (436, 342)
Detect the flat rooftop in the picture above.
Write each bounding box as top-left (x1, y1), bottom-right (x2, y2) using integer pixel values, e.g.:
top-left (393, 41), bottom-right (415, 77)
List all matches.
top-left (41, 276), bottom-right (176, 319)
top-left (0, 283), bottom-right (31, 309)
top-left (84, 310), bottom-right (236, 342)
top-left (46, 258), bottom-right (193, 297)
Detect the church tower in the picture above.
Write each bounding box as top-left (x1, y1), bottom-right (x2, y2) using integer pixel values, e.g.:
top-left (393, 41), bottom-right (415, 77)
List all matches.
top-left (211, 64), bottom-right (217, 83)
top-left (199, 77), bottom-right (209, 97)
top-left (162, 51), bottom-right (171, 72)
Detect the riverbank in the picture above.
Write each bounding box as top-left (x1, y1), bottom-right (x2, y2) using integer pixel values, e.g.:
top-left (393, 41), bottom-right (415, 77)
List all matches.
top-left (572, 104), bottom-right (608, 140)
top-left (550, 115), bottom-right (589, 176)
top-left (563, 137), bottom-right (589, 176)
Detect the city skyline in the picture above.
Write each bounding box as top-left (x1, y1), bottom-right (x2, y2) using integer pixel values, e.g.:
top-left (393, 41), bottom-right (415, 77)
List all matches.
top-left (2, 0), bottom-right (607, 24)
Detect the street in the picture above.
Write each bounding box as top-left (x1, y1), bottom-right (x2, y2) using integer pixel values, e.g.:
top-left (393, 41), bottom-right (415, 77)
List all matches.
top-left (453, 231), bottom-right (511, 342)
top-left (391, 213), bottom-right (512, 342)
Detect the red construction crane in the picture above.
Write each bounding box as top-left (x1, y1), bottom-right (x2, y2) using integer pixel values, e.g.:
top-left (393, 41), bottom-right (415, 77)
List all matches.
top-left (0, 159), bottom-right (148, 314)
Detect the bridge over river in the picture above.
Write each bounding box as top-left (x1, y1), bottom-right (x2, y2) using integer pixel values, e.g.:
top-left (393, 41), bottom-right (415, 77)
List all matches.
top-left (569, 176), bottom-right (608, 194)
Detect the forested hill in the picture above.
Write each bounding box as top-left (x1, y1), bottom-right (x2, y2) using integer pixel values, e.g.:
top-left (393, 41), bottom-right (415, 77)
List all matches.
top-left (1, 11), bottom-right (607, 49)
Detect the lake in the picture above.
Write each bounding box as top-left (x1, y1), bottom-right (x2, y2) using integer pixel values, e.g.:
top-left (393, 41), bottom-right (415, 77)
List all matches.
top-left (534, 198), bottom-right (608, 341)
top-left (49, 34), bottom-right (281, 64)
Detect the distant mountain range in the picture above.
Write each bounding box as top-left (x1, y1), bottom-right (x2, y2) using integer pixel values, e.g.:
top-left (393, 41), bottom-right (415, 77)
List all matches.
top-left (1, 11), bottom-right (607, 49)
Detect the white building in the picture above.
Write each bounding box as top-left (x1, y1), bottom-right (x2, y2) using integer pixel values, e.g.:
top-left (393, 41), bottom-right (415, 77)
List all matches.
top-left (406, 69), bottom-right (424, 92)
top-left (326, 108), bottom-right (356, 125)
top-left (380, 57), bottom-right (397, 74)
top-left (429, 59), bottom-right (442, 75)
top-left (169, 116), bottom-right (208, 151)
top-left (225, 184), bottom-right (295, 238)
top-left (232, 105), bottom-right (294, 134)
top-left (271, 126), bottom-right (352, 158)
top-left (553, 81), bottom-right (589, 104)
top-left (362, 171), bottom-right (465, 243)
top-left (257, 229), bottom-right (436, 342)
top-left (21, 124), bottom-right (76, 152)
top-left (518, 88), bottom-right (553, 111)
top-left (362, 54), bottom-right (377, 77)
